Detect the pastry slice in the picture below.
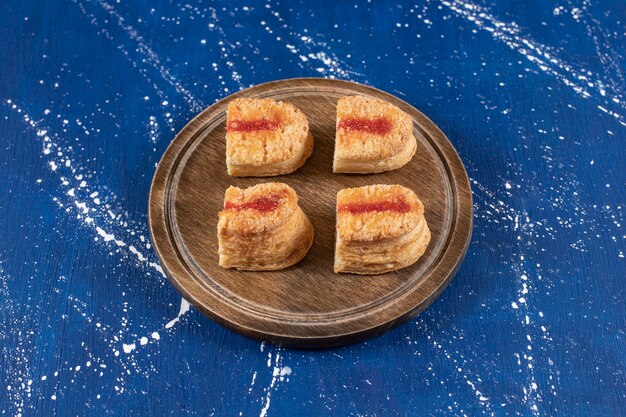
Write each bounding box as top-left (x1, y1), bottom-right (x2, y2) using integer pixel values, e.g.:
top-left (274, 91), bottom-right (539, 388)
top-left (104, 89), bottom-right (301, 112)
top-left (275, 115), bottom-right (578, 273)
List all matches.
top-left (333, 95), bottom-right (417, 173)
top-left (334, 184), bottom-right (430, 274)
top-left (218, 182), bottom-right (314, 270)
top-left (226, 98), bottom-right (314, 177)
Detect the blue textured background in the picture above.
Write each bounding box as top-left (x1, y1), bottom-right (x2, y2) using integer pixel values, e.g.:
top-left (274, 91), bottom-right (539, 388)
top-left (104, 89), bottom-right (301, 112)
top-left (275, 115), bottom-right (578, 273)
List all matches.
top-left (1, 1), bottom-right (625, 416)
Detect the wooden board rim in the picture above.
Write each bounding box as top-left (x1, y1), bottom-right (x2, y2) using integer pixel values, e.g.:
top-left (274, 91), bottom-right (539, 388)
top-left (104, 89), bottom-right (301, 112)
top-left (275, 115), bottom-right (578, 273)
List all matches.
top-left (149, 78), bottom-right (473, 348)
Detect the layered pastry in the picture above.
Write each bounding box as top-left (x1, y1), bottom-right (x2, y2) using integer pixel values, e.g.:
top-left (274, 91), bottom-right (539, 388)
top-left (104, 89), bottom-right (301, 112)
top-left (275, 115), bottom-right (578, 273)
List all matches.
top-left (226, 98), bottom-right (314, 176)
top-left (333, 95), bottom-right (417, 173)
top-left (334, 184), bottom-right (430, 274)
top-left (218, 182), bottom-right (314, 270)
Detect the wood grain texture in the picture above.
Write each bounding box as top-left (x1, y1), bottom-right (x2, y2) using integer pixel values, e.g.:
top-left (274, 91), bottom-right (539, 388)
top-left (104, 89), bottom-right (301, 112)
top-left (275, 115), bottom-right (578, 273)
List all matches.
top-left (149, 79), bottom-right (473, 347)
top-left (2, 1), bottom-right (626, 415)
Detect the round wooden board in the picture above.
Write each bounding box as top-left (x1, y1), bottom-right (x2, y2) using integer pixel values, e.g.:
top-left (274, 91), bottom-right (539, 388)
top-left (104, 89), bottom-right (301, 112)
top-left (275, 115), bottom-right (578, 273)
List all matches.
top-left (149, 78), bottom-right (473, 348)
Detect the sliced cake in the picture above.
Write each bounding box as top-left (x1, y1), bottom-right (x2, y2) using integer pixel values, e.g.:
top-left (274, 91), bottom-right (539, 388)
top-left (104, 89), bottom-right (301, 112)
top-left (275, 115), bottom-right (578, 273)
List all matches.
top-left (333, 95), bottom-right (417, 173)
top-left (334, 184), bottom-right (430, 274)
top-left (226, 98), bottom-right (314, 176)
top-left (218, 182), bottom-right (314, 270)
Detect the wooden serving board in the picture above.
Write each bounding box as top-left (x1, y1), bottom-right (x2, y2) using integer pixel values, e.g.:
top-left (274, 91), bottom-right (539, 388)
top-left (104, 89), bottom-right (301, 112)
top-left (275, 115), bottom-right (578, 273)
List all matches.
top-left (149, 78), bottom-right (473, 348)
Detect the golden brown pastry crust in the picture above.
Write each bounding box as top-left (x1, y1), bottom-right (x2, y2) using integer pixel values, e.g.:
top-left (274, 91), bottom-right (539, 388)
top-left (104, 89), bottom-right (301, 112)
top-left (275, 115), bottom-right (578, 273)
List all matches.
top-left (333, 95), bottom-right (417, 174)
top-left (334, 184), bottom-right (430, 274)
top-left (218, 182), bottom-right (314, 270)
top-left (226, 98), bottom-right (313, 177)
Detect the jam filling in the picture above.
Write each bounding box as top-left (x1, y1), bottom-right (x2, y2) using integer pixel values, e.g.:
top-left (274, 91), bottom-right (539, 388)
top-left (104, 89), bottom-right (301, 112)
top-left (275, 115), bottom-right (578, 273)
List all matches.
top-left (227, 118), bottom-right (280, 132)
top-left (338, 196), bottom-right (411, 214)
top-left (338, 117), bottom-right (392, 135)
top-left (224, 193), bottom-right (286, 213)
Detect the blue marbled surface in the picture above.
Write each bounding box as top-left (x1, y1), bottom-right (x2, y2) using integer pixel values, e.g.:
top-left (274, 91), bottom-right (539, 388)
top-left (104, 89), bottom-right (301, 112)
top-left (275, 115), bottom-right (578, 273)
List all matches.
top-left (1, 1), bottom-right (625, 415)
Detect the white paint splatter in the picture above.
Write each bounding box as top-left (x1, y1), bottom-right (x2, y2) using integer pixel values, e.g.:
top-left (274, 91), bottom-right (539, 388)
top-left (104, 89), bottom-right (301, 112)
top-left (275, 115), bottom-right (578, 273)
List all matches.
top-left (73, 0), bottom-right (203, 112)
top-left (165, 298), bottom-right (191, 329)
top-left (6, 100), bottom-right (166, 281)
top-left (439, 0), bottom-right (626, 127)
top-left (258, 348), bottom-right (292, 417)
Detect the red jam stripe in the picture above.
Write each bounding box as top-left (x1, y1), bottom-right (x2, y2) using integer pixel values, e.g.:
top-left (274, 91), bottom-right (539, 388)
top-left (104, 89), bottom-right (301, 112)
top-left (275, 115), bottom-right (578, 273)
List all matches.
top-left (227, 118), bottom-right (280, 132)
top-left (338, 196), bottom-right (411, 214)
top-left (337, 117), bottom-right (392, 135)
top-left (224, 193), bottom-right (286, 213)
